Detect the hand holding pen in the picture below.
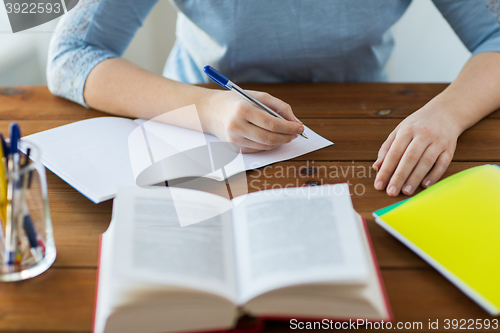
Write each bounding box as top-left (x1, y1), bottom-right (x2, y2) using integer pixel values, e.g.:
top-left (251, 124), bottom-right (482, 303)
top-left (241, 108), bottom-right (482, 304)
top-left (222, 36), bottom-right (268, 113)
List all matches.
top-left (202, 66), bottom-right (306, 153)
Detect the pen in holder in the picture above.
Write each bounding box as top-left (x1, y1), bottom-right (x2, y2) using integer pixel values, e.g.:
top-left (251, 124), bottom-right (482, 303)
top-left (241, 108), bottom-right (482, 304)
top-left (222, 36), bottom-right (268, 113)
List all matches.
top-left (0, 138), bottom-right (56, 281)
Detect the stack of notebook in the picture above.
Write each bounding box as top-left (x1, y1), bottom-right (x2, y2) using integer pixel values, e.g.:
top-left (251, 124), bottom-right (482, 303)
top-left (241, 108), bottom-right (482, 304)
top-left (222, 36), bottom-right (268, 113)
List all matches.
top-left (374, 164), bottom-right (500, 316)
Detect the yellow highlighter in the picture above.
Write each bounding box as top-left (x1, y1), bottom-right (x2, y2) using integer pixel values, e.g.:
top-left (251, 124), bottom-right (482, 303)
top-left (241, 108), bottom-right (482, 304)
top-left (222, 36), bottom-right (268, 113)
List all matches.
top-left (0, 138), bottom-right (7, 224)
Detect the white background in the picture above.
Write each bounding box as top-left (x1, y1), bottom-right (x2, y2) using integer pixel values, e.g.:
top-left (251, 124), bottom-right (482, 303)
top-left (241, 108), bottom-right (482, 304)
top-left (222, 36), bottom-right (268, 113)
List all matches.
top-left (0, 0), bottom-right (472, 86)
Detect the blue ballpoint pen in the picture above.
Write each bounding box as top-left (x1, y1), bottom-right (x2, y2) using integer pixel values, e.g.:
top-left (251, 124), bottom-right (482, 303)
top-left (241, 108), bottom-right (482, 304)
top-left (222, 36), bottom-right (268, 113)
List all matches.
top-left (5, 123), bottom-right (20, 265)
top-left (19, 147), bottom-right (43, 262)
top-left (23, 208), bottom-right (43, 262)
top-left (203, 65), bottom-right (308, 139)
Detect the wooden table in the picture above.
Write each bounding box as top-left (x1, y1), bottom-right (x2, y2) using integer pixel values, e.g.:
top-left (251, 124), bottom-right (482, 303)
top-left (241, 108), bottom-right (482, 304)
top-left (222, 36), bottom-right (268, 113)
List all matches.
top-left (0, 84), bottom-right (499, 332)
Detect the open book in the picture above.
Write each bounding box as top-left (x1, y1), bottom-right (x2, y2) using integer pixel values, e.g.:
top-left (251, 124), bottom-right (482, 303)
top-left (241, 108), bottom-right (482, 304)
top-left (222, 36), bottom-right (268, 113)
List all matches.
top-left (94, 184), bottom-right (391, 333)
top-left (22, 115), bottom-right (332, 203)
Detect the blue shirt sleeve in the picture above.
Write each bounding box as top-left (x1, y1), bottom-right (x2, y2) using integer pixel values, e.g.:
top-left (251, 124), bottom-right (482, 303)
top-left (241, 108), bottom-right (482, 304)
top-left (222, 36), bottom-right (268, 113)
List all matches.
top-left (48, 0), bottom-right (500, 108)
top-left (47, 0), bottom-right (158, 107)
top-left (432, 0), bottom-right (500, 55)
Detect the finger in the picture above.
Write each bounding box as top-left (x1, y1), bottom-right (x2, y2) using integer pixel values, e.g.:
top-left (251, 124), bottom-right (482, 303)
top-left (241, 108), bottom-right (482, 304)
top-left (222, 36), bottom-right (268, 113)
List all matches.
top-left (244, 125), bottom-right (298, 146)
top-left (245, 107), bottom-right (304, 135)
top-left (421, 151), bottom-right (453, 188)
top-left (373, 131), bottom-right (413, 191)
top-left (234, 136), bottom-right (280, 152)
top-left (240, 147), bottom-right (263, 154)
top-left (249, 91), bottom-right (302, 123)
top-left (400, 144), bottom-right (440, 195)
top-left (385, 139), bottom-right (431, 196)
top-left (231, 116), bottom-right (298, 146)
top-left (373, 129), bottom-right (397, 172)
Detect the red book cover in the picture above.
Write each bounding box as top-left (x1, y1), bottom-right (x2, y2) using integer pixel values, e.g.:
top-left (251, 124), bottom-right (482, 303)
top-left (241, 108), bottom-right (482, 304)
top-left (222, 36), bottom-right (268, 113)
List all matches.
top-left (92, 234), bottom-right (103, 333)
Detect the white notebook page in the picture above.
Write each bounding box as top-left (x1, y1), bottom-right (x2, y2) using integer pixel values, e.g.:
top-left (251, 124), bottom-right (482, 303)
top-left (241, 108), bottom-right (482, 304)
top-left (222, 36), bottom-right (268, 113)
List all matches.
top-left (23, 117), bottom-right (333, 203)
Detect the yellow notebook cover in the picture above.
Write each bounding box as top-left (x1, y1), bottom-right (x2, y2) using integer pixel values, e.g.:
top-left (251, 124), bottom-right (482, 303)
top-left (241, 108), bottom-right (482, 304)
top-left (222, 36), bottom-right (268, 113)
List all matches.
top-left (373, 165), bottom-right (500, 315)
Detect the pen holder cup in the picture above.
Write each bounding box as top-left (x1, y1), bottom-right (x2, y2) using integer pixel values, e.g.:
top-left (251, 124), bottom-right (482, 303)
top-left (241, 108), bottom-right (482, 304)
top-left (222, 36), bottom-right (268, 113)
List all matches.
top-left (0, 140), bottom-right (56, 281)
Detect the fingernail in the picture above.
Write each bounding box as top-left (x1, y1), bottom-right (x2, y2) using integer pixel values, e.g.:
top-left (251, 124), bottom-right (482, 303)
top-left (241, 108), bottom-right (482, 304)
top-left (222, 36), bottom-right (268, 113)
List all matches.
top-left (424, 180), bottom-right (431, 188)
top-left (388, 185), bottom-right (398, 196)
top-left (298, 126), bottom-right (304, 133)
top-left (375, 181), bottom-right (383, 190)
top-left (372, 164), bottom-right (378, 172)
top-left (403, 185), bottom-right (412, 195)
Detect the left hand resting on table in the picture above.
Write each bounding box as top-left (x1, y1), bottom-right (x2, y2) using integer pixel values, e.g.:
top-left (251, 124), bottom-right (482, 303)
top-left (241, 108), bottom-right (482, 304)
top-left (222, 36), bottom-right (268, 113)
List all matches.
top-left (372, 52), bottom-right (500, 196)
top-left (372, 105), bottom-right (462, 196)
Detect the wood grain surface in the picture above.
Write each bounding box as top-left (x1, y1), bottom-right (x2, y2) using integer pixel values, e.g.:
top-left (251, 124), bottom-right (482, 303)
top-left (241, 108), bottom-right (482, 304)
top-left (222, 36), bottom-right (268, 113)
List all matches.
top-left (0, 85), bottom-right (498, 332)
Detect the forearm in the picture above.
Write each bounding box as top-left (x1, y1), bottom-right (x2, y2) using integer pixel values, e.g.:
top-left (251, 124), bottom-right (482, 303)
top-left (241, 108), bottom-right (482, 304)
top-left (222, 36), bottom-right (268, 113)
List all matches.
top-left (425, 52), bottom-right (500, 133)
top-left (83, 58), bottom-right (303, 152)
top-left (83, 58), bottom-right (217, 131)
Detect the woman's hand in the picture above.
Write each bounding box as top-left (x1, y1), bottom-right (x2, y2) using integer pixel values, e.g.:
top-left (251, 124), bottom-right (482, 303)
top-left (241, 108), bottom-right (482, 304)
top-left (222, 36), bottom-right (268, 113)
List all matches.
top-left (372, 53), bottom-right (500, 197)
top-left (372, 105), bottom-right (463, 196)
top-left (202, 90), bottom-right (304, 153)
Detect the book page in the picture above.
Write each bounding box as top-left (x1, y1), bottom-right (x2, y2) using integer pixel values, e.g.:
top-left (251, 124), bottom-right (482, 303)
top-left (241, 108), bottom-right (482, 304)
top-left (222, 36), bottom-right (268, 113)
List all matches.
top-left (110, 186), bottom-right (238, 303)
top-left (232, 184), bottom-right (369, 304)
top-left (242, 213), bottom-right (390, 320)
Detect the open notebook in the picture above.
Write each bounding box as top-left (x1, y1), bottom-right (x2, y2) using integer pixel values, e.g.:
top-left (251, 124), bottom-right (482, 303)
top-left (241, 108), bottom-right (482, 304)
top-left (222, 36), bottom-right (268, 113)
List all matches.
top-left (22, 116), bottom-right (332, 203)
